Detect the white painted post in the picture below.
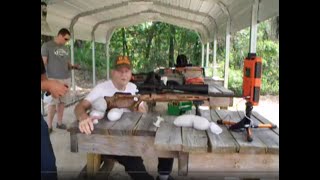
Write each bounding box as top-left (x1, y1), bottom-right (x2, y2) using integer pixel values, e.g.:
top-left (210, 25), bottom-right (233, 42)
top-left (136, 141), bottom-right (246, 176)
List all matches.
top-left (201, 43), bottom-right (204, 67)
top-left (224, 18), bottom-right (231, 88)
top-left (206, 42), bottom-right (209, 68)
top-left (70, 28), bottom-right (75, 91)
top-left (213, 35), bottom-right (217, 77)
top-left (92, 33), bottom-right (96, 87)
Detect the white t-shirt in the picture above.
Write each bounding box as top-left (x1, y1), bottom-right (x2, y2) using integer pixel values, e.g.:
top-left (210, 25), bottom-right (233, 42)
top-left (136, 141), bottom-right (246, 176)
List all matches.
top-left (85, 80), bottom-right (139, 104)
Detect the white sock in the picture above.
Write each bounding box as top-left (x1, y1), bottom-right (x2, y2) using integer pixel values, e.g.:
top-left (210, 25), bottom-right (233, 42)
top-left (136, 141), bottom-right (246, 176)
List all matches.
top-left (159, 175), bottom-right (169, 180)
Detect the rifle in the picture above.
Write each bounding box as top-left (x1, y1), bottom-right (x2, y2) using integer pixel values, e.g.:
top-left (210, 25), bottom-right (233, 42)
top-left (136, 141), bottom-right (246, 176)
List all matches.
top-left (105, 83), bottom-right (210, 116)
top-left (107, 71), bottom-right (212, 116)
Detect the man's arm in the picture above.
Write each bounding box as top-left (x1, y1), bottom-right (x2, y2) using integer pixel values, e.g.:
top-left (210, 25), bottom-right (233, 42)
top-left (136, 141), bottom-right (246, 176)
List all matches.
top-left (41, 73), bottom-right (68, 98)
top-left (42, 56), bottom-right (48, 65)
top-left (74, 99), bottom-right (92, 121)
top-left (68, 62), bottom-right (80, 70)
top-left (75, 99), bottom-right (95, 135)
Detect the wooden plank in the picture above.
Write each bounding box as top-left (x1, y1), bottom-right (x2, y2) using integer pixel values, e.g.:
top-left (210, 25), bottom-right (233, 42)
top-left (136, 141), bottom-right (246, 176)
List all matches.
top-left (237, 111), bottom-right (279, 154)
top-left (67, 121), bottom-right (79, 133)
top-left (252, 111), bottom-right (279, 135)
top-left (78, 156), bottom-right (114, 180)
top-left (208, 85), bottom-right (223, 95)
top-left (154, 115), bottom-right (183, 151)
top-left (67, 115), bottom-right (119, 135)
top-left (209, 97), bottom-right (233, 107)
top-left (215, 110), bottom-right (267, 154)
top-left (87, 153), bottom-right (101, 177)
top-left (213, 84), bottom-right (234, 95)
top-left (178, 152), bottom-right (189, 176)
top-left (188, 153), bottom-right (278, 178)
top-left (70, 132), bottom-right (78, 152)
top-left (108, 112), bottom-right (142, 135)
top-left (77, 134), bottom-right (178, 158)
top-left (181, 125), bottom-right (208, 152)
top-left (133, 113), bottom-right (158, 136)
top-left (201, 110), bottom-right (239, 153)
top-left (95, 156), bottom-right (115, 179)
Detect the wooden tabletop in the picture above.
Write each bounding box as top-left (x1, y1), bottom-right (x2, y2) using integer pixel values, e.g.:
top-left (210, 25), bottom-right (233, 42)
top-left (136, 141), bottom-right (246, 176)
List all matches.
top-left (205, 78), bottom-right (234, 97)
top-left (68, 109), bottom-right (279, 155)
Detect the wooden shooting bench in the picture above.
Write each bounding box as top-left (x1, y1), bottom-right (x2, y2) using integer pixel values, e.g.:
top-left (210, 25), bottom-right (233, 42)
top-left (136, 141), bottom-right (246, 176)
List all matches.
top-left (68, 109), bottom-right (279, 179)
top-left (205, 78), bottom-right (234, 109)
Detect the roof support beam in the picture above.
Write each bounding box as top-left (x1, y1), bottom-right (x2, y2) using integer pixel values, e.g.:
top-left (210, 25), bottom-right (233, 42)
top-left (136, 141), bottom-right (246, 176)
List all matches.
top-left (91, 32), bottom-right (96, 87)
top-left (70, 1), bottom-right (129, 29)
top-left (217, 2), bottom-right (231, 89)
top-left (249, 0), bottom-right (259, 54)
top-left (70, 27), bottom-right (76, 91)
top-left (212, 34), bottom-right (217, 78)
top-left (69, 0), bottom-right (217, 37)
top-left (206, 42), bottom-right (209, 68)
top-left (105, 28), bottom-right (115, 80)
top-left (201, 44), bottom-right (204, 67)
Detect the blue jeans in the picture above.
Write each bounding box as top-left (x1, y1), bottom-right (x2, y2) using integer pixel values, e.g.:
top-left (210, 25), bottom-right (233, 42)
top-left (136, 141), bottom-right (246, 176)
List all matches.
top-left (41, 114), bottom-right (57, 180)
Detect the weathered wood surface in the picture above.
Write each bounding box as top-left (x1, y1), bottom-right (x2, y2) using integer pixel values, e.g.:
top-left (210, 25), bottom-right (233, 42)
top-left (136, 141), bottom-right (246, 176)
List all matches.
top-left (205, 79), bottom-right (234, 96)
top-left (133, 113), bottom-right (158, 136)
top-left (77, 156), bottom-right (115, 180)
top-left (201, 110), bottom-right (239, 153)
top-left (188, 153), bottom-right (279, 178)
top-left (252, 111), bottom-right (279, 135)
top-left (181, 126), bottom-right (208, 152)
top-left (68, 115), bottom-right (120, 135)
top-left (108, 112), bottom-right (142, 135)
top-left (178, 152), bottom-right (189, 176)
top-left (70, 109), bottom-right (279, 177)
top-left (86, 153), bottom-right (101, 177)
top-left (214, 110), bottom-right (267, 154)
top-left (209, 97), bottom-right (233, 107)
top-left (154, 115), bottom-right (183, 151)
top-left (237, 111), bottom-right (279, 154)
top-left (77, 134), bottom-right (178, 158)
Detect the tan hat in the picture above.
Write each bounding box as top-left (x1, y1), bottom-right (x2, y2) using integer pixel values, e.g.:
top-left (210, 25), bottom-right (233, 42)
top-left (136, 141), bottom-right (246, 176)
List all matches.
top-left (114, 56), bottom-right (132, 70)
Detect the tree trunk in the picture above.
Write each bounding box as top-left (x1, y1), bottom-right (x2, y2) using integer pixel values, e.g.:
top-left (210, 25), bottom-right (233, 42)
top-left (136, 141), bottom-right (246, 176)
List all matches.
top-left (168, 25), bottom-right (175, 67)
top-left (145, 22), bottom-right (158, 60)
top-left (121, 28), bottom-right (128, 56)
top-left (193, 40), bottom-right (199, 66)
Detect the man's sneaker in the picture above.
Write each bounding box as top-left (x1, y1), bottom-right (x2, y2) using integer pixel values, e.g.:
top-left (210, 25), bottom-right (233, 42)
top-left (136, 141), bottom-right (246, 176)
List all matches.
top-left (156, 175), bottom-right (174, 180)
top-left (56, 123), bottom-right (67, 130)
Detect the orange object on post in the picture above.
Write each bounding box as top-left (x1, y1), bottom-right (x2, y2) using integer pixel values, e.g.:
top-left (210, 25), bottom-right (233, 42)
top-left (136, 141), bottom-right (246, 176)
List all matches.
top-left (242, 54), bottom-right (262, 106)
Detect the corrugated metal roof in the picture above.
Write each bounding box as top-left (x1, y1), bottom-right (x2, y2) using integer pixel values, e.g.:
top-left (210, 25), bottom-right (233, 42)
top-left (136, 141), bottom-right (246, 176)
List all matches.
top-left (41, 0), bottom-right (279, 44)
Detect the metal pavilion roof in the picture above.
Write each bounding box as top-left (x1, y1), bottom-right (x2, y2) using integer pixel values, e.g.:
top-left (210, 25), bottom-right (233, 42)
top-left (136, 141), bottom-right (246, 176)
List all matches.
top-left (41, 0), bottom-right (279, 44)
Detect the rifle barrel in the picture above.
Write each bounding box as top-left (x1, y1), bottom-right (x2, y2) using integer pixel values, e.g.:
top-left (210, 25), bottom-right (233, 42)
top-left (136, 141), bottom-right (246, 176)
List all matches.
top-left (137, 84), bottom-right (208, 94)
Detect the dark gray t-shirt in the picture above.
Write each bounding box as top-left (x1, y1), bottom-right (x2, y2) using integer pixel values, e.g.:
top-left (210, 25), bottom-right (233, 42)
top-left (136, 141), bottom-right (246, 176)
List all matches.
top-left (41, 40), bottom-right (71, 79)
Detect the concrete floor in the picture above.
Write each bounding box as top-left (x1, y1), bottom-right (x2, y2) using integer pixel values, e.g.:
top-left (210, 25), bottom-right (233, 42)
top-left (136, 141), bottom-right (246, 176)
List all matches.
top-left (43, 98), bottom-right (279, 180)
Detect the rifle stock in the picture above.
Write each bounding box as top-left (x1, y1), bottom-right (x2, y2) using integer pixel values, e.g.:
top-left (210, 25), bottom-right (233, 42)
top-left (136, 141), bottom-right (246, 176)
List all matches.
top-left (111, 93), bottom-right (209, 116)
top-left (114, 93), bottom-right (209, 102)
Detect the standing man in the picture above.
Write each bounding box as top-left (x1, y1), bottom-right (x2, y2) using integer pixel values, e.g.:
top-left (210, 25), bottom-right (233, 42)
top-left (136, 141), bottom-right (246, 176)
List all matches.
top-left (41, 28), bottom-right (80, 133)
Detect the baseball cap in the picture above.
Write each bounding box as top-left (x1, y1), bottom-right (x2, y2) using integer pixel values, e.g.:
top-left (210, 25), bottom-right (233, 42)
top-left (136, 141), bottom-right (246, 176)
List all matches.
top-left (114, 56), bottom-right (132, 70)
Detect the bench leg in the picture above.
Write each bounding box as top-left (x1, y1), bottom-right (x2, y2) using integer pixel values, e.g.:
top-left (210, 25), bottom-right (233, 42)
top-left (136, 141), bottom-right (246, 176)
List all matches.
top-left (78, 155), bottom-right (115, 180)
top-left (178, 152), bottom-right (189, 176)
top-left (87, 153), bottom-right (101, 178)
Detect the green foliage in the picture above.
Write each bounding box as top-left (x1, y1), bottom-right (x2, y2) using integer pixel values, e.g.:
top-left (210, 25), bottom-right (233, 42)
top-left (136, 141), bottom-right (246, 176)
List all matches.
top-left (222, 18), bottom-right (279, 96)
top-left (228, 70), bottom-right (243, 96)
